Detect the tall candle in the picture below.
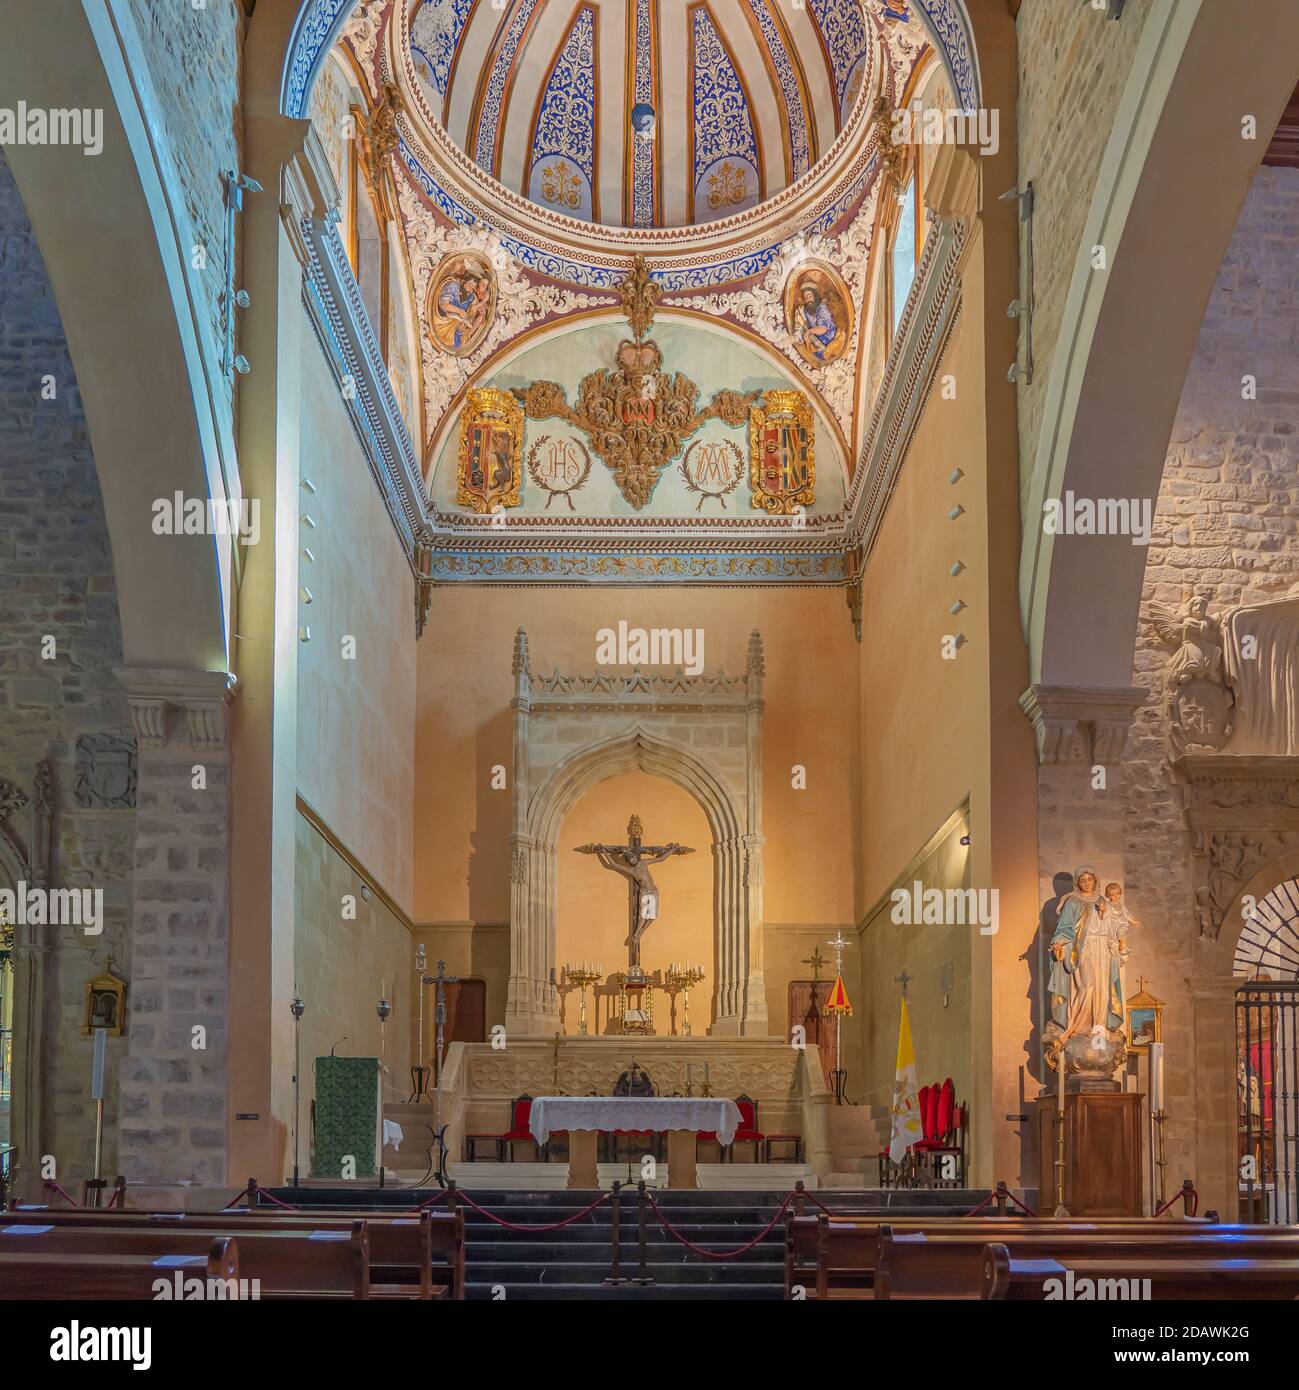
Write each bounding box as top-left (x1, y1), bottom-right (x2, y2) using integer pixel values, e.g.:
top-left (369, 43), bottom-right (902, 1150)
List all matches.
top-left (1149, 1042), bottom-right (1165, 1113)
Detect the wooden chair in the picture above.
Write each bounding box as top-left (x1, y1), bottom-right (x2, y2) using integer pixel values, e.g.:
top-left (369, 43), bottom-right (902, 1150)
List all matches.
top-left (466, 1094), bottom-right (539, 1161)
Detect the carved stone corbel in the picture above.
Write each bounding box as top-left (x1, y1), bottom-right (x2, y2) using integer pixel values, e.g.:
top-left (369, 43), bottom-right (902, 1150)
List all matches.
top-left (1018, 685), bottom-right (1148, 766)
top-left (115, 668), bottom-right (238, 751)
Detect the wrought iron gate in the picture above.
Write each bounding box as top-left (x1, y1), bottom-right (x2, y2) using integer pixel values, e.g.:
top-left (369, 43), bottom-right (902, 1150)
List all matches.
top-left (1237, 980), bottom-right (1299, 1223)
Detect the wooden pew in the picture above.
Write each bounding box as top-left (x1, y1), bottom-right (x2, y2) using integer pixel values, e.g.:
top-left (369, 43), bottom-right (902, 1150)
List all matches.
top-left (0, 1237), bottom-right (236, 1300)
top-left (877, 1225), bottom-right (1299, 1299)
top-left (3, 1205), bottom-right (462, 1299)
top-left (982, 1244), bottom-right (1299, 1300)
top-left (0, 1220), bottom-right (369, 1299)
top-left (786, 1213), bottom-right (1279, 1300)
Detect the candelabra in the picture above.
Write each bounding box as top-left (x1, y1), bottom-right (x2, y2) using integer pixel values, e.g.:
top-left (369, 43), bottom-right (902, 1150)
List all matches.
top-left (663, 963), bottom-right (705, 1036)
top-left (562, 963), bottom-right (602, 1035)
top-left (290, 991), bottom-right (306, 1186)
top-left (376, 981), bottom-right (391, 1074)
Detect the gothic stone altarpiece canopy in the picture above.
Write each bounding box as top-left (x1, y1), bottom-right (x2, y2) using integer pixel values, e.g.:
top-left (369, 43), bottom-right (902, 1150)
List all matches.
top-left (507, 628), bottom-right (768, 1037)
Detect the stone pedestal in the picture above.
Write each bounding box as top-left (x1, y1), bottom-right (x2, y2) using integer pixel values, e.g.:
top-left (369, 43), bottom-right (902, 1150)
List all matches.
top-left (1035, 1091), bottom-right (1144, 1216)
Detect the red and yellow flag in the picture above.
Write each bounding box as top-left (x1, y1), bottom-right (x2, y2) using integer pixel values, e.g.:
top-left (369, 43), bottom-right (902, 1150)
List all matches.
top-left (823, 973), bottom-right (852, 1016)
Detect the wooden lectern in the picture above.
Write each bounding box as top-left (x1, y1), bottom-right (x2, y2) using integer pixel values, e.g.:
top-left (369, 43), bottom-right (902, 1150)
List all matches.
top-left (1035, 1091), bottom-right (1144, 1216)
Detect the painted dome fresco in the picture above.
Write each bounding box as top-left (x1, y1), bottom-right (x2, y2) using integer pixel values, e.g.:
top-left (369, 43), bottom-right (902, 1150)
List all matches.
top-left (408, 0), bottom-right (876, 229)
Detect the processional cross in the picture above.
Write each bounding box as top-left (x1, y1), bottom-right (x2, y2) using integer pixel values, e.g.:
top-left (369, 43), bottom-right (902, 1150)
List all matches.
top-left (574, 814), bottom-right (694, 975)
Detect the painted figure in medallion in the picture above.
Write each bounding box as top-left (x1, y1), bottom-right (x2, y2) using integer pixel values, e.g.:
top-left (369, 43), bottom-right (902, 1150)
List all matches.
top-left (784, 263), bottom-right (853, 369)
top-left (428, 252), bottom-right (496, 357)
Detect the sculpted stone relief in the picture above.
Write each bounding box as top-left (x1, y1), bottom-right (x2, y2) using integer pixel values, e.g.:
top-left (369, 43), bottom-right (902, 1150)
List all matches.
top-left (467, 1052), bottom-right (799, 1099)
top-left (1152, 593), bottom-right (1299, 758)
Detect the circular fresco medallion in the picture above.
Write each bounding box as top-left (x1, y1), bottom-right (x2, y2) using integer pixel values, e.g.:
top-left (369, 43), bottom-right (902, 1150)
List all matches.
top-left (427, 251), bottom-right (497, 358)
top-left (783, 260), bottom-right (854, 370)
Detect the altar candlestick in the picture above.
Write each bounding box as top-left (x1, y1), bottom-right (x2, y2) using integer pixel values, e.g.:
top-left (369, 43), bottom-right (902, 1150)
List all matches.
top-left (1149, 1042), bottom-right (1165, 1112)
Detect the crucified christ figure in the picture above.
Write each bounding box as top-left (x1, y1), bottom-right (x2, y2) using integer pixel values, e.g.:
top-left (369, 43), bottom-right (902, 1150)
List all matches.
top-left (574, 814), bottom-right (694, 974)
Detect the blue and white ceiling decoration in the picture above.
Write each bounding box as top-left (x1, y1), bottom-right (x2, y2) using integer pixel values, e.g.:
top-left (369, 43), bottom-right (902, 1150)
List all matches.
top-left (690, 6), bottom-right (761, 225)
top-left (526, 6), bottom-right (599, 223)
top-left (284, 0), bottom-right (980, 138)
top-left (409, 0), bottom-right (475, 103)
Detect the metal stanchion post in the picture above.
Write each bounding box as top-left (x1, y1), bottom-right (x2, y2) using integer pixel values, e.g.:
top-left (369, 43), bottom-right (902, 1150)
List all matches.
top-left (634, 1179), bottom-right (653, 1285)
top-left (605, 1180), bottom-right (625, 1284)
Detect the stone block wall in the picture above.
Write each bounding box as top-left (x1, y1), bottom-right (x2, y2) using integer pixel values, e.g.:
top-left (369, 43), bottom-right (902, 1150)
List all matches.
top-left (1120, 165), bottom-right (1299, 1190)
top-left (116, 729), bottom-right (230, 1191)
top-left (0, 153), bottom-right (135, 1187)
top-left (1014, 0), bottom-right (1156, 509)
top-left (126, 0), bottom-right (245, 405)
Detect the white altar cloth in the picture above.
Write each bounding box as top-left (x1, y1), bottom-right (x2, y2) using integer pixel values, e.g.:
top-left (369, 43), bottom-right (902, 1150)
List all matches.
top-left (529, 1096), bottom-right (742, 1146)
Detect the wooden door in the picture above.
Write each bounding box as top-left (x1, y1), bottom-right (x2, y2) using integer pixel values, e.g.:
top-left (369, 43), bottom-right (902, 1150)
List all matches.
top-left (444, 979), bottom-right (486, 1045)
top-left (788, 981), bottom-right (836, 1089)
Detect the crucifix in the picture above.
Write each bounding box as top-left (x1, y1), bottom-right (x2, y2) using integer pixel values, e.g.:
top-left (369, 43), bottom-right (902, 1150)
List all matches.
top-left (575, 814), bottom-right (694, 976)
top-left (894, 968), bottom-right (912, 999)
top-left (801, 945), bottom-right (825, 982)
top-left (427, 959), bottom-right (459, 1089)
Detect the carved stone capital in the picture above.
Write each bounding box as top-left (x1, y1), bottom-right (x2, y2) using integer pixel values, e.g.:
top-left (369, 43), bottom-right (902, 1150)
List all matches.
top-left (115, 668), bottom-right (238, 752)
top-left (1019, 685), bottom-right (1148, 765)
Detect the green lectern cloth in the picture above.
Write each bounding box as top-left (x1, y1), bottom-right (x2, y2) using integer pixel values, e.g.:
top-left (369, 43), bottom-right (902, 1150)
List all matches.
top-left (312, 1056), bottom-right (380, 1178)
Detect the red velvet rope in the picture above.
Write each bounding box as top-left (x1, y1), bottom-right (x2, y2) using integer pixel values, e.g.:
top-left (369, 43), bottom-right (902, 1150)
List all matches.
top-left (1002, 1189), bottom-right (1037, 1217)
top-left (646, 1189), bottom-right (793, 1259)
top-left (105, 1187), bottom-right (120, 1209)
top-left (1154, 1186), bottom-right (1198, 1218)
top-left (44, 1181), bottom-right (79, 1208)
top-left (964, 1191), bottom-right (996, 1216)
top-left (413, 1188), bottom-right (450, 1210)
top-left (222, 1185), bottom-right (302, 1211)
top-left (453, 1189), bottom-right (610, 1231)
top-left (800, 1189), bottom-right (837, 1215)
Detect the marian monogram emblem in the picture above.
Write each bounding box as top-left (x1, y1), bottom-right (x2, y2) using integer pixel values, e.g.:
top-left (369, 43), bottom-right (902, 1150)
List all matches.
top-left (749, 390), bottom-right (815, 514)
top-left (512, 257), bottom-right (757, 509)
top-left (680, 439), bottom-right (744, 510)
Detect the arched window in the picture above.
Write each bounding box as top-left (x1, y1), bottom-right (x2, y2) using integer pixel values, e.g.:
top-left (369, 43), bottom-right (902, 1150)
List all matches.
top-left (1234, 878), bottom-right (1299, 980)
top-left (890, 175), bottom-right (918, 336)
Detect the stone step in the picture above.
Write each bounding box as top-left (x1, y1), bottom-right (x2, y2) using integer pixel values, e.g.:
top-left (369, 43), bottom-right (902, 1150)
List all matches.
top-left (461, 1245), bottom-right (778, 1267)
top-left (466, 1259), bottom-right (782, 1285)
top-left (466, 1282), bottom-right (784, 1301)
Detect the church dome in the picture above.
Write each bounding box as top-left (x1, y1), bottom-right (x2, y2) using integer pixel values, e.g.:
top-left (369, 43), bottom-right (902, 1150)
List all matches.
top-left (408, 0), bottom-right (875, 230)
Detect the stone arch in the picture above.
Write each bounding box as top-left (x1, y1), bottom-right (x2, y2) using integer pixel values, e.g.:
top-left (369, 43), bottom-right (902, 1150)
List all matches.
top-left (0, 6), bottom-right (235, 672)
top-left (1020, 0), bottom-right (1299, 688)
top-left (508, 632), bottom-right (768, 1037)
top-left (1186, 845), bottom-right (1299, 1221)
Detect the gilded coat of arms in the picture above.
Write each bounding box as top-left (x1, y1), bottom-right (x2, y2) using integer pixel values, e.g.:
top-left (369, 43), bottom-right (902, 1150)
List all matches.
top-left (458, 387), bottom-right (523, 513)
top-left (750, 390), bottom-right (815, 514)
top-left (511, 257), bottom-right (757, 510)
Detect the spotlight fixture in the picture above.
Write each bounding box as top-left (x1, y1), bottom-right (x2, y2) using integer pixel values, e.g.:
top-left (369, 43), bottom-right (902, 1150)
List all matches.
top-left (960, 834), bottom-right (971, 846)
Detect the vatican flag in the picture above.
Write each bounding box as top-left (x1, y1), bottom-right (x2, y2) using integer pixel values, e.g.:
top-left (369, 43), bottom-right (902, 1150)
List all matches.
top-left (888, 996), bottom-right (923, 1163)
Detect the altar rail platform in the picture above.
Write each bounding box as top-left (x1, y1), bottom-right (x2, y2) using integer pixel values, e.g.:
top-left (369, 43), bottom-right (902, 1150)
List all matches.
top-left (263, 1184), bottom-right (990, 1301)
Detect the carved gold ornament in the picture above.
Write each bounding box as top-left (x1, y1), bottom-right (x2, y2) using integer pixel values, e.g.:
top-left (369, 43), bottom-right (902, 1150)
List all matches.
top-left (619, 254), bottom-right (659, 342)
top-left (458, 388), bottom-right (524, 514)
top-left (749, 390), bottom-right (815, 515)
top-left (512, 257), bottom-right (756, 509)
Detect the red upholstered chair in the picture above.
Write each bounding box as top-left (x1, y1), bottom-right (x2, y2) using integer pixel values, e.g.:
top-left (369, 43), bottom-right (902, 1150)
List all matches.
top-left (465, 1094), bottom-right (540, 1161)
top-left (724, 1094), bottom-right (767, 1163)
top-left (920, 1079), bottom-right (966, 1188)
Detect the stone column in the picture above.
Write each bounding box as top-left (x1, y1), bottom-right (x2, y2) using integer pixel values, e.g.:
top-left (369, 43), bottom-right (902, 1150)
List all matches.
top-left (115, 668), bottom-right (236, 1200)
top-left (1187, 975), bottom-right (1237, 1219)
top-left (1020, 685), bottom-right (1148, 885)
top-left (742, 630), bottom-right (769, 1035)
top-left (1017, 684), bottom-right (1146, 1192)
